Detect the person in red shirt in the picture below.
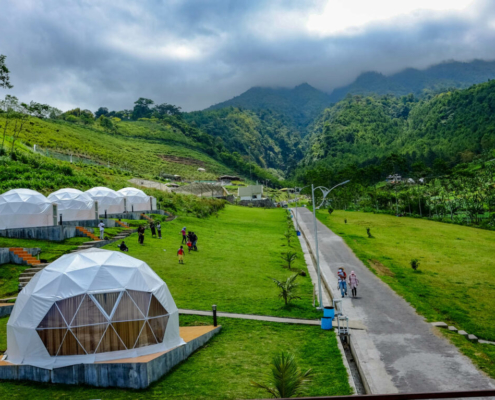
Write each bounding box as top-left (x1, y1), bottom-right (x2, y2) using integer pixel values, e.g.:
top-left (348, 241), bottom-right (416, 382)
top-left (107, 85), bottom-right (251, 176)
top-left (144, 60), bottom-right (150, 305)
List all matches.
top-left (186, 240), bottom-right (192, 253)
top-left (177, 246), bottom-right (185, 264)
top-left (181, 227), bottom-right (187, 244)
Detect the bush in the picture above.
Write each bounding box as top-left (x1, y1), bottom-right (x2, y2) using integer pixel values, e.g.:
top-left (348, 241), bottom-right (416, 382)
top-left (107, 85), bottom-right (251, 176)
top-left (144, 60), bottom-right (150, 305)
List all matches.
top-left (410, 259), bottom-right (420, 271)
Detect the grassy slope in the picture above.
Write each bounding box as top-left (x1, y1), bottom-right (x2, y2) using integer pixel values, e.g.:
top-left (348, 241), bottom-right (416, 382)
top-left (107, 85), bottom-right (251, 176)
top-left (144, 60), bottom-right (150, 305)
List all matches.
top-left (4, 117), bottom-right (234, 180)
top-left (316, 209), bottom-right (495, 378)
top-left (104, 205), bottom-right (321, 319)
top-left (0, 315), bottom-right (351, 399)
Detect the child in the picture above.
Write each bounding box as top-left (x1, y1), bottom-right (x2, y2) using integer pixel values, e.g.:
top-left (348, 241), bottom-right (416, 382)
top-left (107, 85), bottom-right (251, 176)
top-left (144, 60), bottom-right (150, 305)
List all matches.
top-left (156, 222), bottom-right (162, 239)
top-left (186, 239), bottom-right (192, 253)
top-left (177, 246), bottom-right (185, 264)
top-left (181, 227), bottom-right (187, 244)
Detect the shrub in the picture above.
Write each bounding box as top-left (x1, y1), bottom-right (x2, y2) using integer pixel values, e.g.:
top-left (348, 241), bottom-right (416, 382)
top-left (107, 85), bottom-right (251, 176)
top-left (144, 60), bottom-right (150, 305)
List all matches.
top-left (271, 273), bottom-right (301, 306)
top-left (251, 351), bottom-right (313, 398)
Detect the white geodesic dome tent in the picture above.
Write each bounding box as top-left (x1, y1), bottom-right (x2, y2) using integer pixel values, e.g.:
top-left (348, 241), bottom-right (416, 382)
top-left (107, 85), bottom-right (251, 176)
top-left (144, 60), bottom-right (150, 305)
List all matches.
top-left (85, 187), bottom-right (125, 214)
top-left (0, 189), bottom-right (57, 230)
top-left (117, 187), bottom-right (154, 212)
top-left (47, 188), bottom-right (96, 222)
top-left (5, 249), bottom-right (183, 369)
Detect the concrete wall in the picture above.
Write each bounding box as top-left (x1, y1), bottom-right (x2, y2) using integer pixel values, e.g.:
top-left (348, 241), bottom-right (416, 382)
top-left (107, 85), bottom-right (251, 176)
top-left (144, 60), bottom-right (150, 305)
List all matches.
top-left (0, 326), bottom-right (222, 388)
top-left (0, 226), bottom-right (77, 242)
top-left (62, 219), bottom-right (116, 228)
top-left (0, 305), bottom-right (14, 318)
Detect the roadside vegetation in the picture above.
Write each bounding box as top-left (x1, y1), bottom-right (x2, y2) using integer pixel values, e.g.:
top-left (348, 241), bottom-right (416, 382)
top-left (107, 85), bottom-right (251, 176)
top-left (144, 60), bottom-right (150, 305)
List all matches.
top-left (316, 209), bottom-right (495, 378)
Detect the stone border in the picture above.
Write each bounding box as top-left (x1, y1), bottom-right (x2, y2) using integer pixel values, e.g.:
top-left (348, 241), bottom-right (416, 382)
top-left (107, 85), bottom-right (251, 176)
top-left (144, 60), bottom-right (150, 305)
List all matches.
top-left (431, 322), bottom-right (495, 345)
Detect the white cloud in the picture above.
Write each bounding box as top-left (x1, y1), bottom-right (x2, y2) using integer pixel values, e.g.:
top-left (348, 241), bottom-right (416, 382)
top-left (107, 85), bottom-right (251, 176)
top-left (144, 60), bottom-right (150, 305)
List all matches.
top-left (306, 0), bottom-right (475, 35)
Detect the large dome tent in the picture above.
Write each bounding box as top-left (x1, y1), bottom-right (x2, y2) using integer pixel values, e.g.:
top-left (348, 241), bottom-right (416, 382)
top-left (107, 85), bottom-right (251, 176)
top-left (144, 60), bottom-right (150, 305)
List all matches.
top-left (0, 189), bottom-right (57, 229)
top-left (5, 249), bottom-right (183, 369)
top-left (117, 187), bottom-right (153, 212)
top-left (85, 187), bottom-right (125, 214)
top-left (48, 188), bottom-right (97, 221)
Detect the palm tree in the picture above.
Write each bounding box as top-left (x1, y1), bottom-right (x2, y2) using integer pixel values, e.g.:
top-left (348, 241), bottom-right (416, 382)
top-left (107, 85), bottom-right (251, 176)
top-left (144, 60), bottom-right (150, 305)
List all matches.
top-left (271, 274), bottom-right (300, 305)
top-left (280, 251), bottom-right (298, 270)
top-left (252, 351), bottom-right (313, 398)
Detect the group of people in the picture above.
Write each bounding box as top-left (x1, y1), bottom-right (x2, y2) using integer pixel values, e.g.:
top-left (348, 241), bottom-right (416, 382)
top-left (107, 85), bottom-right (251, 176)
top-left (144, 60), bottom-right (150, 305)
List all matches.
top-left (117, 219), bottom-right (163, 252)
top-left (337, 267), bottom-right (359, 298)
top-left (177, 227), bottom-right (199, 263)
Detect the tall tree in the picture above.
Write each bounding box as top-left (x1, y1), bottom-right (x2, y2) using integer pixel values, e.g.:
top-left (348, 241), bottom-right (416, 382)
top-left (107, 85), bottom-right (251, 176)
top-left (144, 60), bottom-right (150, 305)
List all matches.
top-left (132, 98), bottom-right (154, 120)
top-left (0, 55), bottom-right (13, 89)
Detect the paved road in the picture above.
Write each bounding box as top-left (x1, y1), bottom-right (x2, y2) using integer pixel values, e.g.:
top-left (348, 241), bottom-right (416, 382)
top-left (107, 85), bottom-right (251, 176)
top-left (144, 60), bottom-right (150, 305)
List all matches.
top-left (295, 207), bottom-right (494, 393)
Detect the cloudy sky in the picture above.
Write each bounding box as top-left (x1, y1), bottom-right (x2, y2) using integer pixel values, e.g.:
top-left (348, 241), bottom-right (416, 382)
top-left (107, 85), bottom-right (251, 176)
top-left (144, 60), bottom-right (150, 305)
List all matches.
top-left (1, 0), bottom-right (495, 112)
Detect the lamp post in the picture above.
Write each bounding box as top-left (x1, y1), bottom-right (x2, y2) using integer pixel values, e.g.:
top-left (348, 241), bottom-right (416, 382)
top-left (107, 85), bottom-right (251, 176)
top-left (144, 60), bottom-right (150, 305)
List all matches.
top-left (294, 185), bottom-right (310, 233)
top-left (311, 180), bottom-right (350, 309)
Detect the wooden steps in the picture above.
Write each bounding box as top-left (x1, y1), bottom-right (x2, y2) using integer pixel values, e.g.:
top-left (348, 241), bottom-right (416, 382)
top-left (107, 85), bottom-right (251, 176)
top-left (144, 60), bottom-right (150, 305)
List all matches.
top-left (75, 226), bottom-right (100, 241)
top-left (115, 220), bottom-right (129, 228)
top-left (9, 248), bottom-right (40, 266)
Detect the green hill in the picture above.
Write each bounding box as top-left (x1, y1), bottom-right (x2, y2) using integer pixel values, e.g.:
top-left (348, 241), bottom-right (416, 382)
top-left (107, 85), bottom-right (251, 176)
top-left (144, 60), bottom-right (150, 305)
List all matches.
top-left (206, 83), bottom-right (332, 132)
top-left (185, 107), bottom-right (302, 176)
top-left (302, 79), bottom-right (495, 175)
top-left (329, 59), bottom-right (495, 102)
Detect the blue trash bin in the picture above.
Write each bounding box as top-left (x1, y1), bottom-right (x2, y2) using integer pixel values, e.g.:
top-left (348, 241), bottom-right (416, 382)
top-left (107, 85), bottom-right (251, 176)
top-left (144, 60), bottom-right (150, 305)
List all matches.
top-left (296, 231), bottom-right (301, 236)
top-left (323, 306), bottom-right (335, 319)
top-left (321, 317), bottom-right (333, 330)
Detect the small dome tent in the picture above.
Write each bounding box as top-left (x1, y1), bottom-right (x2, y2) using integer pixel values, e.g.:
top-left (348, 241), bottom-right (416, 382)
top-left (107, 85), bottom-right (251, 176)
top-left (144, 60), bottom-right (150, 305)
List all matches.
top-left (117, 188), bottom-right (153, 212)
top-left (0, 189), bottom-right (57, 230)
top-left (48, 188), bottom-right (96, 221)
top-left (85, 187), bottom-right (125, 214)
top-left (5, 249), bottom-right (183, 369)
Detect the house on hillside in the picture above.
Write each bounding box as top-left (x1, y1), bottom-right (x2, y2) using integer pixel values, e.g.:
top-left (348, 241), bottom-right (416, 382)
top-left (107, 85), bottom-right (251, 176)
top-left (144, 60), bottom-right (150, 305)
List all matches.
top-left (238, 185), bottom-right (263, 201)
top-left (218, 175), bottom-right (241, 185)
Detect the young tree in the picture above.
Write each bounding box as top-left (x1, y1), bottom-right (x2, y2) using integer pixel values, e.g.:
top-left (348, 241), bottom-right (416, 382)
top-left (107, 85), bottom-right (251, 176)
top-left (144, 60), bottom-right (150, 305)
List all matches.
top-left (251, 351), bottom-right (313, 398)
top-left (0, 55), bottom-right (13, 89)
top-left (271, 274), bottom-right (301, 306)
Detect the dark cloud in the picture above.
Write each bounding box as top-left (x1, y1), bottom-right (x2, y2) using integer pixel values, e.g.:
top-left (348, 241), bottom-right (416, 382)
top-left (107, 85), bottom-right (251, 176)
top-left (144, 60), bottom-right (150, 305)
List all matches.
top-left (1, 0), bottom-right (494, 112)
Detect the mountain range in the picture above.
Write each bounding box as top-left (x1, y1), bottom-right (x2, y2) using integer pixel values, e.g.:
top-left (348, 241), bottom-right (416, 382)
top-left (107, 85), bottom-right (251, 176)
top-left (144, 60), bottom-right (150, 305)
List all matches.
top-left (192, 59), bottom-right (495, 178)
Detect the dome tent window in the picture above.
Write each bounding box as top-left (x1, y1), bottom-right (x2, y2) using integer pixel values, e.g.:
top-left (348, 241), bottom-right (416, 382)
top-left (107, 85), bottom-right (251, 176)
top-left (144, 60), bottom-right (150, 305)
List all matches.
top-left (36, 290), bottom-right (169, 356)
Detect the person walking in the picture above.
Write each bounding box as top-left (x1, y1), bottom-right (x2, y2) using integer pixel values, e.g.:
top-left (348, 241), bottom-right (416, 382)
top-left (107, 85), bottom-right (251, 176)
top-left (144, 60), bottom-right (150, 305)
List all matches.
top-left (349, 271), bottom-right (359, 298)
top-left (192, 232), bottom-right (198, 251)
top-left (98, 220), bottom-right (105, 240)
top-left (337, 267), bottom-right (347, 298)
top-left (156, 222), bottom-right (162, 239)
top-left (186, 239), bottom-right (192, 253)
top-left (138, 225), bottom-right (145, 245)
top-left (150, 221), bottom-right (157, 238)
top-left (181, 227), bottom-right (187, 244)
top-left (177, 246), bottom-right (185, 264)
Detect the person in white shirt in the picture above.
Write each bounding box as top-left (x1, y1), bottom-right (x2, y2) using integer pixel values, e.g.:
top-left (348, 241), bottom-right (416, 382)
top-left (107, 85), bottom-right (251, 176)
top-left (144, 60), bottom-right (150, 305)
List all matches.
top-left (98, 220), bottom-right (105, 240)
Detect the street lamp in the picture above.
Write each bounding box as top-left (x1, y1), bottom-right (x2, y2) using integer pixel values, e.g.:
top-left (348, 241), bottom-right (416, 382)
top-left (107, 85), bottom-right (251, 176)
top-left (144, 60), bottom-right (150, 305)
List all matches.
top-left (293, 185), bottom-right (310, 233)
top-left (311, 180), bottom-right (350, 309)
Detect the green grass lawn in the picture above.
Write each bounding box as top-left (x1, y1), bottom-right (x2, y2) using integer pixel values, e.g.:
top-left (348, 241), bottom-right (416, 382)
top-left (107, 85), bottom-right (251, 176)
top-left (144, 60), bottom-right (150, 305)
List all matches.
top-left (105, 205), bottom-right (321, 319)
top-left (0, 315), bottom-right (351, 399)
top-left (316, 209), bottom-right (495, 378)
top-left (0, 264), bottom-right (28, 299)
